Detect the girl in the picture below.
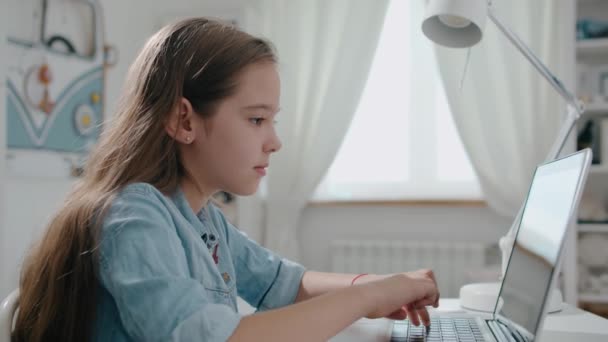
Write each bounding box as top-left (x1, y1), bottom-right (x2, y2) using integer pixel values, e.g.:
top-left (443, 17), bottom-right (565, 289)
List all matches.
top-left (13, 18), bottom-right (440, 342)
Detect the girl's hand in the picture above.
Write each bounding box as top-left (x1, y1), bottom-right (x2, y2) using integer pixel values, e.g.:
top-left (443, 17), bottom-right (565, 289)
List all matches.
top-left (358, 269), bottom-right (440, 326)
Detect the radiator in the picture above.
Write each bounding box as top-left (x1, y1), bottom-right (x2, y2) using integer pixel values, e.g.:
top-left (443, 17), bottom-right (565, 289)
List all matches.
top-left (330, 240), bottom-right (487, 297)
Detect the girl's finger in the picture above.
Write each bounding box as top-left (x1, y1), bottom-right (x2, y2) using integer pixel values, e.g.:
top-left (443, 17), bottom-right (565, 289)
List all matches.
top-left (417, 307), bottom-right (431, 327)
top-left (387, 308), bottom-right (408, 320)
top-left (405, 306), bottom-right (421, 326)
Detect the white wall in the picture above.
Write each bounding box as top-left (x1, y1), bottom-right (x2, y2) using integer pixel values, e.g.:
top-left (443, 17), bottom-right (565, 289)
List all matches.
top-left (298, 204), bottom-right (510, 272)
top-left (2, 181), bottom-right (74, 297)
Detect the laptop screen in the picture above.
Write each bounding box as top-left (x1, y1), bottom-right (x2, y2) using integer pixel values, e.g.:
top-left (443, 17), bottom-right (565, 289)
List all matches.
top-left (495, 149), bottom-right (590, 337)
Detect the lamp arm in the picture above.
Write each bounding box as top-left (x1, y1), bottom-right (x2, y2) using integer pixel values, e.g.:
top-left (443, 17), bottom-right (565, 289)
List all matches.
top-left (487, 8), bottom-right (583, 115)
top-left (545, 104), bottom-right (583, 162)
top-left (487, 7), bottom-right (585, 276)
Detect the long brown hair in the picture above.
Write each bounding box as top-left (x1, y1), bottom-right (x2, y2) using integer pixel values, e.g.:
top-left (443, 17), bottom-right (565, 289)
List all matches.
top-left (13, 18), bottom-right (276, 341)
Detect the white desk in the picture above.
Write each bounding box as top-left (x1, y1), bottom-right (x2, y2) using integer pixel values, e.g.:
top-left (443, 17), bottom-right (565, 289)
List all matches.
top-left (331, 299), bottom-right (608, 342)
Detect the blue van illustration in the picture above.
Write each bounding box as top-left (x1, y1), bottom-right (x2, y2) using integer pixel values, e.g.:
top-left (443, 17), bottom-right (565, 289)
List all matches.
top-left (6, 0), bottom-right (112, 176)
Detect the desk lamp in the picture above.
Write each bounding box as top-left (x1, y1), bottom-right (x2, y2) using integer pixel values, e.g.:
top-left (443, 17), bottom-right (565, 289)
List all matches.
top-left (422, 0), bottom-right (584, 312)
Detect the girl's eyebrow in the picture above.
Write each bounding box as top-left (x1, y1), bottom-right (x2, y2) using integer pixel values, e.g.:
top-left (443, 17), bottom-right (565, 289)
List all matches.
top-left (242, 104), bottom-right (280, 113)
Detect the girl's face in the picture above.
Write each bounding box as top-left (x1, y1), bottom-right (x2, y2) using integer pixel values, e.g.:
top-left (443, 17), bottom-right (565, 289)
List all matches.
top-left (183, 62), bottom-right (282, 196)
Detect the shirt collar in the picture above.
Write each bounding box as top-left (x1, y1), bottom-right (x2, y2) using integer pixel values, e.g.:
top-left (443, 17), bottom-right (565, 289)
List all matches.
top-left (170, 185), bottom-right (210, 230)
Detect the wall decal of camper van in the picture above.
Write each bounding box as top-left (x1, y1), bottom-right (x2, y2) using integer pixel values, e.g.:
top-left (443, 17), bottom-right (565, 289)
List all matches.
top-left (6, 0), bottom-right (113, 177)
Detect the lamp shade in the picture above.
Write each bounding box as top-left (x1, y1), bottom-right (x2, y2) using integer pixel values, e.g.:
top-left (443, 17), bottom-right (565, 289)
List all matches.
top-left (421, 0), bottom-right (488, 48)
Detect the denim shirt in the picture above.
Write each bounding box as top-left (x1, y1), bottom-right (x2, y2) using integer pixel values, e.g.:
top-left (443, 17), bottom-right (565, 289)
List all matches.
top-left (93, 183), bottom-right (306, 341)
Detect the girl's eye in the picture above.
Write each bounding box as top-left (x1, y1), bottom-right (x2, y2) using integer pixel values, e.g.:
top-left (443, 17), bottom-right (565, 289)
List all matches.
top-left (250, 117), bottom-right (265, 125)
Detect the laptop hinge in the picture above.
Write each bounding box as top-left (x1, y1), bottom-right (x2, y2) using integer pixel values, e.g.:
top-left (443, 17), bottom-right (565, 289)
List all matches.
top-left (487, 319), bottom-right (518, 342)
top-left (487, 320), bottom-right (528, 342)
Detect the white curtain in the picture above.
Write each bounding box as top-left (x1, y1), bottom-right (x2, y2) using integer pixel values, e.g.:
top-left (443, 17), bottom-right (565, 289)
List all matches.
top-left (434, 0), bottom-right (572, 218)
top-left (247, 0), bottom-right (389, 260)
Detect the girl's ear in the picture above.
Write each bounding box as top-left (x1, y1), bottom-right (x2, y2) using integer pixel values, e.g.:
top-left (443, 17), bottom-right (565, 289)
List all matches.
top-left (165, 97), bottom-right (195, 144)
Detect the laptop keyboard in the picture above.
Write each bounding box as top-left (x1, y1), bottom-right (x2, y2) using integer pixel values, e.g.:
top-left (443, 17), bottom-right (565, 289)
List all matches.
top-left (391, 317), bottom-right (487, 341)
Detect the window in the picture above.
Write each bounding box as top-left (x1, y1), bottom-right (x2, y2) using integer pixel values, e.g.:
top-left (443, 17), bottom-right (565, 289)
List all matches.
top-left (312, 0), bottom-right (482, 201)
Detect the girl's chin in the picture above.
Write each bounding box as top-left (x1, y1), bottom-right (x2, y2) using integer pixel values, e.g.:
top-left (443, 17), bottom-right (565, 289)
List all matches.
top-left (229, 182), bottom-right (260, 197)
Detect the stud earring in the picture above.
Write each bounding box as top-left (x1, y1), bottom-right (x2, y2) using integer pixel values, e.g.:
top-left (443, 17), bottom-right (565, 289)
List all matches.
top-left (185, 136), bottom-right (191, 143)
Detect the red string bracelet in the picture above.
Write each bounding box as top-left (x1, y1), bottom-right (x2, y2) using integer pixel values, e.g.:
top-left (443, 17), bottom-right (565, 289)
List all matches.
top-left (351, 273), bottom-right (369, 285)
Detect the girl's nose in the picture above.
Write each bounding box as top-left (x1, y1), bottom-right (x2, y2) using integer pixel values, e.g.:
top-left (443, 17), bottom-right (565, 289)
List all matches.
top-left (265, 129), bottom-right (282, 153)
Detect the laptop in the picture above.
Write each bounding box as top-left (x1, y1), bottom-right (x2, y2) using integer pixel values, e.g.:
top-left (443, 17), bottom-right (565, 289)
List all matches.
top-left (390, 148), bottom-right (593, 342)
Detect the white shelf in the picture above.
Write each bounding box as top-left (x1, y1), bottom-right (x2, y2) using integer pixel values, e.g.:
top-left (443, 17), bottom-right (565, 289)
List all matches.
top-left (590, 164), bottom-right (608, 174)
top-left (579, 223), bottom-right (608, 233)
top-left (579, 293), bottom-right (608, 303)
top-left (578, 38), bottom-right (608, 51)
top-left (577, 38), bottom-right (608, 62)
top-left (578, 0), bottom-right (606, 4)
top-left (583, 102), bottom-right (608, 116)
